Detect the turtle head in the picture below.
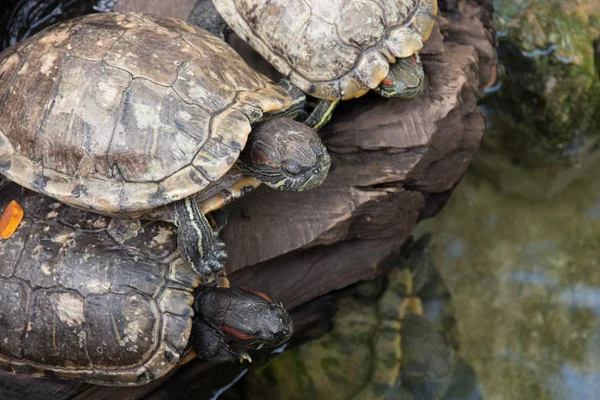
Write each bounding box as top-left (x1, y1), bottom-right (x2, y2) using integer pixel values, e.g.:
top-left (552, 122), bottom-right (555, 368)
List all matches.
top-left (237, 118), bottom-right (331, 191)
top-left (194, 286), bottom-right (293, 352)
top-left (221, 287), bottom-right (293, 350)
top-left (375, 54), bottom-right (425, 99)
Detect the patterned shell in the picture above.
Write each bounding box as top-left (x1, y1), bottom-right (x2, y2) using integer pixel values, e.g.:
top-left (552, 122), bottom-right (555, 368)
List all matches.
top-left (0, 184), bottom-right (199, 385)
top-left (214, 0), bottom-right (438, 100)
top-left (0, 12), bottom-right (291, 217)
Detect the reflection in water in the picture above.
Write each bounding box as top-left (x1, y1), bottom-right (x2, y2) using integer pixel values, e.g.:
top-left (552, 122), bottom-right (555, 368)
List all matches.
top-left (217, 158), bottom-right (600, 399)
top-left (217, 236), bottom-right (476, 399)
top-left (417, 163), bottom-right (600, 399)
top-left (419, 3), bottom-right (600, 395)
top-left (210, 369), bottom-right (248, 400)
top-left (552, 363), bottom-right (600, 400)
top-left (477, 0), bottom-right (600, 199)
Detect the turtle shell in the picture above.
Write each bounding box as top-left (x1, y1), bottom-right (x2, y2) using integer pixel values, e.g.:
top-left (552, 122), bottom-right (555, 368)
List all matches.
top-left (0, 12), bottom-right (291, 217)
top-left (0, 183), bottom-right (200, 386)
top-left (214, 0), bottom-right (438, 100)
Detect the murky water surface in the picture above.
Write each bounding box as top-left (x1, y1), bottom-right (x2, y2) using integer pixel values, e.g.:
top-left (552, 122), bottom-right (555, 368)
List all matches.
top-left (413, 166), bottom-right (600, 399)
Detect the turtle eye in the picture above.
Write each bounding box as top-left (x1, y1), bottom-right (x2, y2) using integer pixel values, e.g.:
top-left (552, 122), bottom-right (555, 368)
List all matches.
top-left (283, 159), bottom-right (302, 175)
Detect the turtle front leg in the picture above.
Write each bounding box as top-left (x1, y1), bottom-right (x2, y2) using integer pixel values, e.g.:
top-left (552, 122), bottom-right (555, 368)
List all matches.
top-left (374, 54), bottom-right (425, 99)
top-left (171, 197), bottom-right (227, 278)
top-left (267, 79), bottom-right (338, 130)
top-left (188, 0), bottom-right (230, 40)
top-left (304, 99), bottom-right (340, 131)
top-left (191, 318), bottom-right (252, 363)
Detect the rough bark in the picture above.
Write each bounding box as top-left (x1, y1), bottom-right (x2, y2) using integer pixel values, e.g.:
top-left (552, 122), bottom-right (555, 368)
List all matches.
top-left (0, 0), bottom-right (496, 397)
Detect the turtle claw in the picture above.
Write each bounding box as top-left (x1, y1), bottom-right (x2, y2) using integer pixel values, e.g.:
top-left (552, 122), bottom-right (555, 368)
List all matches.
top-left (196, 239), bottom-right (228, 283)
top-left (195, 261), bottom-right (222, 278)
top-left (239, 351), bottom-right (252, 363)
top-left (195, 244), bottom-right (227, 277)
top-left (216, 250), bottom-right (228, 261)
top-left (214, 238), bottom-right (227, 252)
top-left (213, 237), bottom-right (228, 263)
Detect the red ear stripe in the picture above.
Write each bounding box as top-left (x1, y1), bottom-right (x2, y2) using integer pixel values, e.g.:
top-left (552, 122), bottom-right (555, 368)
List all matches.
top-left (252, 150), bottom-right (279, 168)
top-left (382, 79), bottom-right (393, 85)
top-left (220, 325), bottom-right (255, 340)
top-left (240, 286), bottom-right (272, 303)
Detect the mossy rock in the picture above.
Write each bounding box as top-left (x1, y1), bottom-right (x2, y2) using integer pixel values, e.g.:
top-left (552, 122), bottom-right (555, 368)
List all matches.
top-left (475, 0), bottom-right (600, 198)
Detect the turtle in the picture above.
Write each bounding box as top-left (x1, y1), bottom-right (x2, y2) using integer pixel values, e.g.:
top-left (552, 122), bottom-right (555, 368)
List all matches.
top-left (227, 234), bottom-right (457, 400)
top-left (190, 0), bottom-right (438, 129)
top-left (0, 11), bottom-right (331, 281)
top-left (0, 183), bottom-right (293, 386)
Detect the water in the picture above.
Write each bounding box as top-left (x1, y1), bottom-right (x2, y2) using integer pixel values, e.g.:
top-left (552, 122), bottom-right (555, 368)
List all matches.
top-left (415, 166), bottom-right (600, 399)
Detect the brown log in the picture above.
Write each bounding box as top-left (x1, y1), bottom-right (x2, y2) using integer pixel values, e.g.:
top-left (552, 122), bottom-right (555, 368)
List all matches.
top-left (0, 0), bottom-right (496, 397)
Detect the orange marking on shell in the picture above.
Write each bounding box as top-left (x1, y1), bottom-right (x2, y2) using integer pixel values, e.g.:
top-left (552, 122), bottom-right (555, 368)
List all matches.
top-left (220, 325), bottom-right (255, 340)
top-left (0, 200), bottom-right (24, 239)
top-left (240, 286), bottom-right (272, 303)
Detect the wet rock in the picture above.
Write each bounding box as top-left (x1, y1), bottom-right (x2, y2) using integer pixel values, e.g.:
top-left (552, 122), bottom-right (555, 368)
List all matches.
top-left (476, 0), bottom-right (600, 199)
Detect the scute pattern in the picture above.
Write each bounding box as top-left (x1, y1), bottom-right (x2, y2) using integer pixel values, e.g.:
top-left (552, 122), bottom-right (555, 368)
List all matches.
top-left (0, 12), bottom-right (292, 216)
top-left (103, 25), bottom-right (195, 86)
top-left (110, 79), bottom-right (211, 182)
top-left (23, 290), bottom-right (91, 369)
top-left (0, 280), bottom-right (30, 359)
top-left (336, 0), bottom-right (385, 49)
top-left (0, 188), bottom-right (200, 385)
top-left (36, 57), bottom-right (132, 177)
top-left (215, 0), bottom-right (437, 100)
top-left (0, 40), bottom-right (64, 159)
